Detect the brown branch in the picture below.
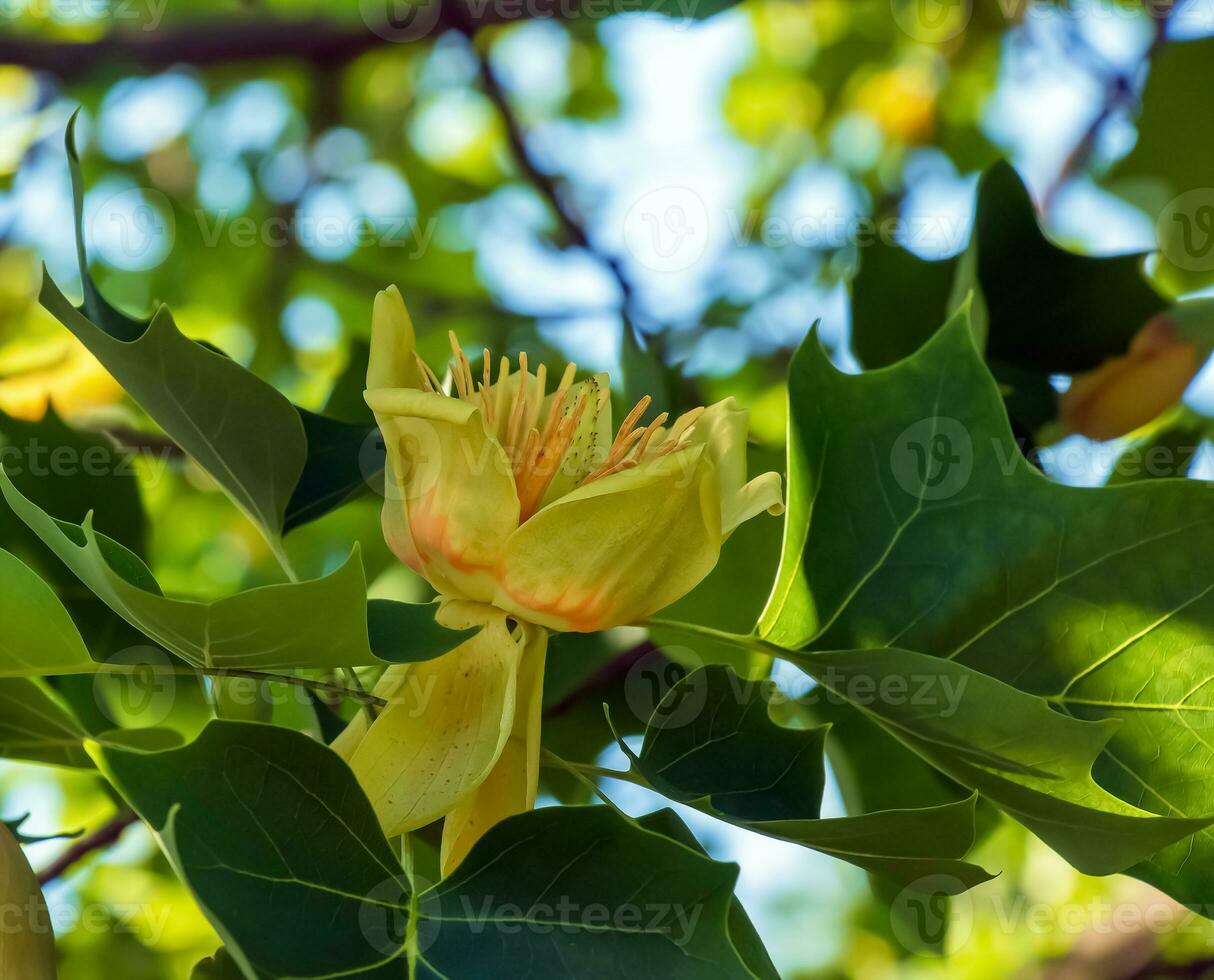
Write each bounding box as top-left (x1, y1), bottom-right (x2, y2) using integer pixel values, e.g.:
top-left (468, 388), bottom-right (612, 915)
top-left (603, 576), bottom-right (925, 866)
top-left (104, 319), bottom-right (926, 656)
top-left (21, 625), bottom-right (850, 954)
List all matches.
top-left (453, 11), bottom-right (643, 327)
top-left (37, 810), bottom-right (140, 887)
top-left (0, 19), bottom-right (393, 80)
top-left (1043, 1), bottom-right (1176, 209)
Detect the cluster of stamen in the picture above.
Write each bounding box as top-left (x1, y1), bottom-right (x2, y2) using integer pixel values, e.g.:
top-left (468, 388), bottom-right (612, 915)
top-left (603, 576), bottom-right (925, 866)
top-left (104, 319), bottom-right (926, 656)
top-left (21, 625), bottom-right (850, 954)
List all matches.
top-left (417, 333), bottom-right (704, 520)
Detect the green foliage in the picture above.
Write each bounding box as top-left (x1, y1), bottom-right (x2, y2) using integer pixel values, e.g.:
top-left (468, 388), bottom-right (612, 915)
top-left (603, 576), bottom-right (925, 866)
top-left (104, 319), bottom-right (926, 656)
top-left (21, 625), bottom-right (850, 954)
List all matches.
top-left (97, 721), bottom-right (765, 979)
top-left (762, 304), bottom-right (1214, 907)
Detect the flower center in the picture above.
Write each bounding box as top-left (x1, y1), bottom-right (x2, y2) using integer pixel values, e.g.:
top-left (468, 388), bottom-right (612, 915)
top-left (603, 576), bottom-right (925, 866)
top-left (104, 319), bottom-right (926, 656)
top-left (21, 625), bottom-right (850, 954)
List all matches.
top-left (416, 333), bottom-right (704, 520)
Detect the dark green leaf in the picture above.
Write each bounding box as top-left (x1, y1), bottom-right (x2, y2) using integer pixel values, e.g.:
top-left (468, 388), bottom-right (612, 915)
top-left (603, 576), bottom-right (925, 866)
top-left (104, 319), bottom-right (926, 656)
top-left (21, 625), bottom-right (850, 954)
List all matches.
top-left (763, 304), bottom-right (1214, 904)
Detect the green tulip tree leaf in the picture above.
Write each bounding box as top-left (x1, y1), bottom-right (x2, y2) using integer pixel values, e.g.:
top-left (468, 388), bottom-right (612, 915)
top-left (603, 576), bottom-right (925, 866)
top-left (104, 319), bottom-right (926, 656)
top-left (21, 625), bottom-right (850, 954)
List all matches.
top-left (625, 664), bottom-right (994, 891)
top-left (762, 303), bottom-right (1214, 907)
top-left (94, 721), bottom-right (767, 979)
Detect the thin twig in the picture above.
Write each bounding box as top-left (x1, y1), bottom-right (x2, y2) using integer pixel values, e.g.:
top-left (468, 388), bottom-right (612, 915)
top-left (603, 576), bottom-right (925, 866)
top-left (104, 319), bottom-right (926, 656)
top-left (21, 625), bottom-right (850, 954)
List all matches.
top-left (37, 810), bottom-right (140, 887)
top-left (93, 663), bottom-right (387, 707)
top-left (453, 10), bottom-right (650, 348)
top-left (1043, 1), bottom-right (1176, 209)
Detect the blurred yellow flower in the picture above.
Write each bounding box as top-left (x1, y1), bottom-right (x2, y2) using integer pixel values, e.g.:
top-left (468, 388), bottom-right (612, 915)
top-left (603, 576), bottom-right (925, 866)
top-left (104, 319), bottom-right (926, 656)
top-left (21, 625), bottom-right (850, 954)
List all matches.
top-left (338, 285), bottom-right (784, 874)
top-left (853, 64), bottom-right (938, 142)
top-left (0, 333), bottom-right (123, 422)
top-left (0, 822), bottom-right (56, 979)
top-left (0, 249), bottom-right (121, 422)
top-left (1060, 314), bottom-right (1202, 441)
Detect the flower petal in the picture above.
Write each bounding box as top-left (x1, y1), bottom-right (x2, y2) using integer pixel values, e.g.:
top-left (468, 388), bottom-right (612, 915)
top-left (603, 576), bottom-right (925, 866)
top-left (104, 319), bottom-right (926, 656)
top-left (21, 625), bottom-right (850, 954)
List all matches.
top-left (334, 601), bottom-right (525, 837)
top-left (440, 621), bottom-right (547, 876)
top-left (367, 286), bottom-right (422, 391)
top-left (725, 470), bottom-right (786, 535)
top-left (368, 387), bottom-right (519, 601)
top-left (495, 446), bottom-right (723, 631)
top-left (688, 396), bottom-right (785, 535)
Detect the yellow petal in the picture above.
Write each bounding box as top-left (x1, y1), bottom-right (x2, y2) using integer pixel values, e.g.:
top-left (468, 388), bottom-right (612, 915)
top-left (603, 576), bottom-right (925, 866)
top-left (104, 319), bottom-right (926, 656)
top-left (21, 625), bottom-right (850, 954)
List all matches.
top-left (367, 286), bottom-right (422, 392)
top-left (440, 621), bottom-right (547, 876)
top-left (336, 600), bottom-right (526, 838)
top-left (495, 446), bottom-right (723, 631)
top-left (689, 397), bottom-right (785, 535)
top-left (726, 471), bottom-right (785, 534)
top-left (367, 387), bottom-right (519, 602)
top-left (0, 822), bottom-right (56, 980)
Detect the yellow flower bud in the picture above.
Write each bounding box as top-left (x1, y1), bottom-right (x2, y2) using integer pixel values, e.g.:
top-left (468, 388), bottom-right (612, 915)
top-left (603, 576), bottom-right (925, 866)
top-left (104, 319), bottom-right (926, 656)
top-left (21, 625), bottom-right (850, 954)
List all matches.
top-left (1059, 315), bottom-right (1201, 442)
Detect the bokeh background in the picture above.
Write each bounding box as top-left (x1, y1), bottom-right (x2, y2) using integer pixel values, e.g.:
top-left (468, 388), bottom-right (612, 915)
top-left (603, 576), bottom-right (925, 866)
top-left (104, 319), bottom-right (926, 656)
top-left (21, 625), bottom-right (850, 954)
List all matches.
top-left (4, 0), bottom-right (1214, 976)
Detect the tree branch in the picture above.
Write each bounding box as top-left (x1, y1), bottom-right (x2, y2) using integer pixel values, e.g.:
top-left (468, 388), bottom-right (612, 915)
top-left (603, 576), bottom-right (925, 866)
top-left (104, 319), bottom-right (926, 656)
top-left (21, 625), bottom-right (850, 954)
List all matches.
top-left (1043, 1), bottom-right (1176, 209)
top-left (454, 14), bottom-right (644, 328)
top-left (37, 810), bottom-right (140, 887)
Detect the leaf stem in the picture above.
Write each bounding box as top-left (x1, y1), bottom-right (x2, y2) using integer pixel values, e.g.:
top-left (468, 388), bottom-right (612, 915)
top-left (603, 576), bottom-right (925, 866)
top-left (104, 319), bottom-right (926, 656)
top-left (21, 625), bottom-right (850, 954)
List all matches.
top-left (640, 618), bottom-right (788, 658)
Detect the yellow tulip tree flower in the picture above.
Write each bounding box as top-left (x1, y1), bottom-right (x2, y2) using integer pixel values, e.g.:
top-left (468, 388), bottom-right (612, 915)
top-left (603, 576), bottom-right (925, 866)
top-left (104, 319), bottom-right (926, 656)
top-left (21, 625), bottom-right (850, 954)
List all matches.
top-left (1059, 311), bottom-right (1205, 442)
top-left (0, 822), bottom-right (56, 979)
top-left (336, 286), bottom-right (784, 875)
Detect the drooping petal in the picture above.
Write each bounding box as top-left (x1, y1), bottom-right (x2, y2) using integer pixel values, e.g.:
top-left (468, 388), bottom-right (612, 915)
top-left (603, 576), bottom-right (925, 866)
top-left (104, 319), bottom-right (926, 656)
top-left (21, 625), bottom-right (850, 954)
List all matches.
top-left (725, 471), bottom-right (785, 535)
top-left (495, 446), bottom-right (723, 631)
top-left (688, 397), bottom-right (785, 535)
top-left (334, 600), bottom-right (525, 838)
top-left (440, 621), bottom-right (547, 876)
top-left (368, 387), bottom-right (519, 601)
top-left (0, 822), bottom-right (56, 980)
top-left (367, 286), bottom-right (422, 392)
